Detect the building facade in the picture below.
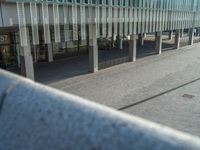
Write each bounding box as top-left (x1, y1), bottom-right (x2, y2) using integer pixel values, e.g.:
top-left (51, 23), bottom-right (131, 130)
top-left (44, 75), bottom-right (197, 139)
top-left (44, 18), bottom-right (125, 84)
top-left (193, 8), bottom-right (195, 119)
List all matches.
top-left (0, 0), bottom-right (200, 79)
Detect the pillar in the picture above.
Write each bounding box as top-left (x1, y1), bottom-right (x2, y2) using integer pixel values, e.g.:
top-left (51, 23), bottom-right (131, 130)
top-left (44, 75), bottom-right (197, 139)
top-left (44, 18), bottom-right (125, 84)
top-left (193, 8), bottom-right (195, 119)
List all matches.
top-left (196, 28), bottom-right (199, 36)
top-left (155, 31), bottom-right (162, 55)
top-left (47, 43), bottom-right (53, 62)
top-left (33, 45), bottom-right (37, 63)
top-left (194, 28), bottom-right (197, 36)
top-left (175, 29), bottom-right (180, 49)
top-left (61, 42), bottom-right (66, 50)
top-left (20, 28), bottom-right (34, 80)
top-left (188, 28), bottom-right (194, 45)
top-left (129, 34), bottom-right (137, 62)
top-left (37, 45), bottom-right (40, 60)
top-left (138, 34), bottom-right (144, 46)
top-left (112, 34), bottom-right (117, 48)
top-left (169, 31), bottom-right (173, 40)
top-left (180, 29), bottom-right (184, 38)
top-left (89, 24), bottom-right (98, 73)
top-left (16, 43), bottom-right (21, 68)
top-left (120, 38), bottom-right (123, 50)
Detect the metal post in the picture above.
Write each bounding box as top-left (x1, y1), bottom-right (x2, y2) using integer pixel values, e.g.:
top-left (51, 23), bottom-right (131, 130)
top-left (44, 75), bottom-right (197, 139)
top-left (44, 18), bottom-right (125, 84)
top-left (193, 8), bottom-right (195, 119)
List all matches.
top-left (89, 24), bottom-right (98, 73)
top-left (189, 28), bottom-right (194, 45)
top-left (175, 29), bottom-right (180, 49)
top-left (138, 34), bottom-right (144, 46)
top-left (155, 31), bottom-right (162, 55)
top-left (129, 34), bottom-right (137, 62)
top-left (169, 31), bottom-right (173, 40)
top-left (20, 28), bottom-right (34, 80)
top-left (47, 43), bottom-right (53, 62)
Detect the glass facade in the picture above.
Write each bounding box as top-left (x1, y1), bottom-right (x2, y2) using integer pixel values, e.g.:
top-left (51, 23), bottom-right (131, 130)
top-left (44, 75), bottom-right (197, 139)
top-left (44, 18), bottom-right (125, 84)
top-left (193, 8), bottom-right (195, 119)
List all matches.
top-left (0, 33), bottom-right (18, 69)
top-left (4, 0), bottom-right (200, 11)
top-left (13, 0), bottom-right (200, 44)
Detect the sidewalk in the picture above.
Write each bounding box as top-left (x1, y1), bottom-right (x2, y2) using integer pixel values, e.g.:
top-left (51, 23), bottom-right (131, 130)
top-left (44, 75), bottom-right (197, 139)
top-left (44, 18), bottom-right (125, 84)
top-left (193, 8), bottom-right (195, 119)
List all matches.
top-left (49, 42), bottom-right (200, 137)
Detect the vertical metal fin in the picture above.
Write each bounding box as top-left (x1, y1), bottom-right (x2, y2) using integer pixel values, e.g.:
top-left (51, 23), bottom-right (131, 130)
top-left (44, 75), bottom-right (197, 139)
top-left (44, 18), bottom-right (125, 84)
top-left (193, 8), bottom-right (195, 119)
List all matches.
top-left (101, 6), bottom-right (107, 37)
top-left (80, 5), bottom-right (86, 40)
top-left (107, 6), bottom-right (112, 37)
top-left (119, 7), bottom-right (123, 36)
top-left (63, 5), bottom-right (70, 42)
top-left (129, 8), bottom-right (133, 35)
top-left (95, 6), bottom-right (100, 38)
top-left (30, 2), bottom-right (39, 45)
top-left (113, 7), bottom-right (118, 35)
top-left (124, 8), bottom-right (128, 36)
top-left (17, 2), bottom-right (28, 46)
top-left (72, 4), bottom-right (78, 41)
top-left (42, 3), bottom-right (51, 44)
top-left (53, 4), bottom-right (61, 43)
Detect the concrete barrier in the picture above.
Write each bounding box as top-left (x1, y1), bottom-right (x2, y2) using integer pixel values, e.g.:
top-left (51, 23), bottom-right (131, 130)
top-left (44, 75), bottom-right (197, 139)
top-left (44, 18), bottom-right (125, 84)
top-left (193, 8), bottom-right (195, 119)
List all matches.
top-left (0, 69), bottom-right (200, 150)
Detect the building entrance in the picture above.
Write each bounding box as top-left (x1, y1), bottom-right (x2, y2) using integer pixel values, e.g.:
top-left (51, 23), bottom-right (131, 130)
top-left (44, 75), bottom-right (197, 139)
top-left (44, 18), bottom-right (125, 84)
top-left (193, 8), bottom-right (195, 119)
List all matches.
top-left (0, 34), bottom-right (17, 69)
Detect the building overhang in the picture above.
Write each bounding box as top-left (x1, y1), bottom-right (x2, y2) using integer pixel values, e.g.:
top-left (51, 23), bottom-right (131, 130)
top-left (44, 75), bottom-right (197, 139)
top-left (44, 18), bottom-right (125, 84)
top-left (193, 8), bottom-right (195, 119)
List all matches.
top-left (4, 0), bottom-right (72, 4)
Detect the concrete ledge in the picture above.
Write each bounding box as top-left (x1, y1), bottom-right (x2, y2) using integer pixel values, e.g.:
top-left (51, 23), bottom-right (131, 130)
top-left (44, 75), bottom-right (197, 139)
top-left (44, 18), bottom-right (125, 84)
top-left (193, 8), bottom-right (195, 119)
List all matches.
top-left (0, 69), bottom-right (200, 150)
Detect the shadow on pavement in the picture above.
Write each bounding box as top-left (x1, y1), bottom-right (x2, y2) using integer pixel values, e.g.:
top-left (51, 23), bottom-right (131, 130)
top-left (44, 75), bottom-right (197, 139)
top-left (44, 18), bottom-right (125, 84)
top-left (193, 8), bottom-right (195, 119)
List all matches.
top-left (8, 35), bottom-right (199, 84)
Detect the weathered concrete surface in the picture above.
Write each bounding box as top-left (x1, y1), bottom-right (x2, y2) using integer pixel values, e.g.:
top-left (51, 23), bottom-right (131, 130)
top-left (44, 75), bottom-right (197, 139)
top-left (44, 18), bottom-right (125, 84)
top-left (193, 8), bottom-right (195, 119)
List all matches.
top-left (123, 78), bottom-right (200, 137)
top-left (1, 70), bottom-right (200, 150)
top-left (49, 43), bottom-right (200, 137)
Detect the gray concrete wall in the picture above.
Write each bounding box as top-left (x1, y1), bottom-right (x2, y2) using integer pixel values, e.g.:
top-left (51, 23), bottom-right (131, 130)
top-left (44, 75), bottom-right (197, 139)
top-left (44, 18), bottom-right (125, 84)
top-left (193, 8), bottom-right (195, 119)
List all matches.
top-left (0, 69), bottom-right (200, 150)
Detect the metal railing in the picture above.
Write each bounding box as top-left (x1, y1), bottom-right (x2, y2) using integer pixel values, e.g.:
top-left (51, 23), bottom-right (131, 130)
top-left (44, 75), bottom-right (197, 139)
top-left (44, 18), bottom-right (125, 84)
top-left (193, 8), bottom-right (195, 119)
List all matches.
top-left (0, 69), bottom-right (200, 150)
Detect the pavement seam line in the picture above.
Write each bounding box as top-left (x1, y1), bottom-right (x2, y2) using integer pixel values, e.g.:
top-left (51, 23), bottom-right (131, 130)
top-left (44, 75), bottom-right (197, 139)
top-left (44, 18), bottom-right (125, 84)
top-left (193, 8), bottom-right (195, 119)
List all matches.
top-left (0, 82), bottom-right (19, 116)
top-left (118, 77), bottom-right (200, 111)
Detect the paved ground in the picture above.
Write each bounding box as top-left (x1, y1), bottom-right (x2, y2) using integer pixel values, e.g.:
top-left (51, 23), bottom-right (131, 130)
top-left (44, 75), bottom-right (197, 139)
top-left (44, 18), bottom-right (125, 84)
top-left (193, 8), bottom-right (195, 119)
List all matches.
top-left (47, 39), bottom-right (200, 137)
top-left (8, 34), bottom-right (200, 137)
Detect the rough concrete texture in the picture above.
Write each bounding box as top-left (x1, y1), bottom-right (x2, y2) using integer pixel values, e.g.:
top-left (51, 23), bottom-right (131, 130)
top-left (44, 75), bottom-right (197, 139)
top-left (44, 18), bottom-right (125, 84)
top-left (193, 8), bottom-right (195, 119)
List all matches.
top-left (1, 70), bottom-right (200, 150)
top-left (48, 43), bottom-right (200, 137)
top-left (124, 78), bottom-right (200, 136)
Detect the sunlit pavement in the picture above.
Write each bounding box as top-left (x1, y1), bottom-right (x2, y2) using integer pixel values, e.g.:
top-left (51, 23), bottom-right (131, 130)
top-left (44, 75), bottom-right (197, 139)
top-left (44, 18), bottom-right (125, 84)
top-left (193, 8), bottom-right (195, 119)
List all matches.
top-left (48, 38), bottom-right (200, 137)
top-left (7, 35), bottom-right (200, 136)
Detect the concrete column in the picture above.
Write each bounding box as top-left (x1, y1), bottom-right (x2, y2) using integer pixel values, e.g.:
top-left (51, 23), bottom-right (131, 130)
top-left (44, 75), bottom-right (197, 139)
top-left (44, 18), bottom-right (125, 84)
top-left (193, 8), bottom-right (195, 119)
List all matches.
top-left (33, 45), bottom-right (37, 63)
top-left (61, 42), bottom-right (66, 49)
top-left (180, 29), bottom-right (184, 38)
top-left (188, 28), bottom-right (194, 45)
top-left (138, 34), bottom-right (144, 46)
top-left (196, 28), bottom-right (199, 36)
top-left (169, 31), bottom-right (173, 40)
top-left (37, 45), bottom-right (40, 60)
top-left (16, 43), bottom-right (21, 68)
top-left (175, 29), bottom-right (181, 49)
top-left (112, 34), bottom-right (117, 48)
top-left (129, 34), bottom-right (137, 62)
top-left (89, 24), bottom-right (98, 73)
top-left (198, 28), bottom-right (200, 36)
top-left (155, 31), bottom-right (162, 55)
top-left (20, 28), bottom-right (34, 80)
top-left (120, 38), bottom-right (123, 50)
top-left (47, 43), bottom-right (53, 62)
top-left (195, 28), bottom-right (197, 36)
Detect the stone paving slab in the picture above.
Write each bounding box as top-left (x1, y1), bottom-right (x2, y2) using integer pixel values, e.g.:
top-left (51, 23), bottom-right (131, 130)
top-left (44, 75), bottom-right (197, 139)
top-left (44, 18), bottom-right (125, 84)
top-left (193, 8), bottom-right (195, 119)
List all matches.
top-left (123, 80), bottom-right (200, 137)
top-left (49, 43), bottom-right (200, 137)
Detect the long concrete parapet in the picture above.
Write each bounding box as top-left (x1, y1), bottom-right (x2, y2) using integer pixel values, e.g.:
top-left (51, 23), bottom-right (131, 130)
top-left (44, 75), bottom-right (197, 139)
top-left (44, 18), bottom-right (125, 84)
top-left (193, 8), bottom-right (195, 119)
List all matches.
top-left (0, 69), bottom-right (200, 150)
